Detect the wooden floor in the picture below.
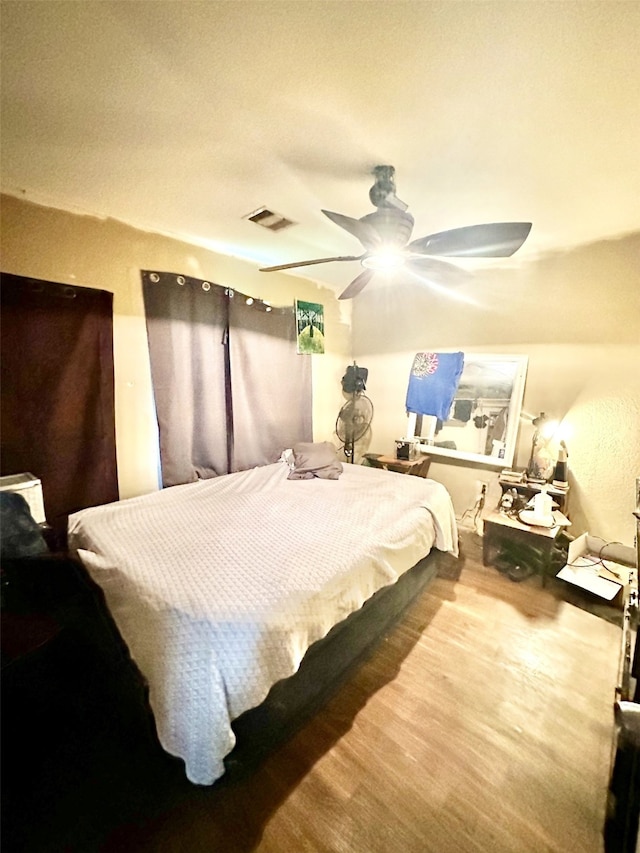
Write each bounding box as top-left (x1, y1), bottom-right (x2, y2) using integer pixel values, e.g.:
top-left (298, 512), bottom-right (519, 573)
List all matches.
top-left (90, 530), bottom-right (620, 853)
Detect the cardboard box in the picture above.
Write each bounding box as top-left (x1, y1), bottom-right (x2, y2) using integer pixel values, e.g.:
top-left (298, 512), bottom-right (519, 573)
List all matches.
top-left (556, 533), bottom-right (636, 603)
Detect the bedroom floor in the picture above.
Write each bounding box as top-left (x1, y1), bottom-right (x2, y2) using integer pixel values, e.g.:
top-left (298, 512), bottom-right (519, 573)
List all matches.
top-left (4, 530), bottom-right (621, 853)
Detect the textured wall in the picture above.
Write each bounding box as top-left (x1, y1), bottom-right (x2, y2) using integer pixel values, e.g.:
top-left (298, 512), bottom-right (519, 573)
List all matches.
top-left (565, 356), bottom-right (640, 543)
top-left (1, 195), bottom-right (352, 499)
top-left (352, 234), bottom-right (640, 545)
top-left (3, 194), bottom-right (638, 543)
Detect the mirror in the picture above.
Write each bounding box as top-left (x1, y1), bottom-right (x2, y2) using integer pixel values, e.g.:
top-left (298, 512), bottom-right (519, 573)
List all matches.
top-left (406, 354), bottom-right (528, 468)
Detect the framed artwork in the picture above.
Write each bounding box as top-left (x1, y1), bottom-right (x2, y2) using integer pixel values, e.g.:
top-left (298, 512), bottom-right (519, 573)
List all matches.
top-left (295, 300), bottom-right (325, 354)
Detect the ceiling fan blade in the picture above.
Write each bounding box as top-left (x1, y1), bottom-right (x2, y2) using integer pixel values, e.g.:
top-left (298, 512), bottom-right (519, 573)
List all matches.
top-left (322, 209), bottom-right (382, 250)
top-left (406, 256), bottom-right (471, 286)
top-left (260, 254), bottom-right (363, 273)
top-left (408, 222), bottom-right (532, 258)
top-left (338, 269), bottom-right (374, 300)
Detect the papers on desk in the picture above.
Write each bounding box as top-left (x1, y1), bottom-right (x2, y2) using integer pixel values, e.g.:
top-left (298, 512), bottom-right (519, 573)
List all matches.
top-left (556, 533), bottom-right (634, 601)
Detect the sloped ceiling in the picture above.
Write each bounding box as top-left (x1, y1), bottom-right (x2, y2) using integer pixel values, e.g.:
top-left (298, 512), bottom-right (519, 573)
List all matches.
top-left (1, 0), bottom-right (639, 292)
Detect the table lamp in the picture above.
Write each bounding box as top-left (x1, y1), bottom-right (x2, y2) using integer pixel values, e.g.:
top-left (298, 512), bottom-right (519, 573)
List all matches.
top-left (526, 412), bottom-right (559, 481)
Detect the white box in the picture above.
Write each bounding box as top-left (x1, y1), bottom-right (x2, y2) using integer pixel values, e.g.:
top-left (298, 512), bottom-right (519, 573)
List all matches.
top-left (556, 533), bottom-right (636, 602)
top-left (0, 472), bottom-right (46, 524)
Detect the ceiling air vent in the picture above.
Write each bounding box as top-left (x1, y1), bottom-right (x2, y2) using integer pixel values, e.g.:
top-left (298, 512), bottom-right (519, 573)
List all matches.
top-left (244, 207), bottom-right (295, 232)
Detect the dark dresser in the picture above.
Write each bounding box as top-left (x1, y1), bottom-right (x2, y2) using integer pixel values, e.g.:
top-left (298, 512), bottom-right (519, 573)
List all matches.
top-left (604, 479), bottom-right (640, 852)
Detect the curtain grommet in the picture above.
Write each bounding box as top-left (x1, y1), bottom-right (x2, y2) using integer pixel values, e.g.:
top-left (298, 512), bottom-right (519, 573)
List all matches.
top-left (202, 281), bottom-right (211, 292)
top-left (177, 276), bottom-right (186, 286)
top-left (149, 273), bottom-right (160, 283)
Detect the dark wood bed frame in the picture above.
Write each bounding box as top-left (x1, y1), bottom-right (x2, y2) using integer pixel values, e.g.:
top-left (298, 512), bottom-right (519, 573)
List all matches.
top-left (2, 546), bottom-right (447, 789)
top-left (227, 550), bottom-right (442, 777)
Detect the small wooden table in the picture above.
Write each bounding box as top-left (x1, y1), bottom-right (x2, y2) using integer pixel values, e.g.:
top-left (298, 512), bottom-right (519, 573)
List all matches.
top-left (364, 453), bottom-right (431, 478)
top-left (482, 507), bottom-right (571, 584)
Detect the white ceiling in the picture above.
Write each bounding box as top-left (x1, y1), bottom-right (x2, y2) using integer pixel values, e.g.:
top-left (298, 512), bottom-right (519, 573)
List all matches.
top-left (2, 1), bottom-right (639, 291)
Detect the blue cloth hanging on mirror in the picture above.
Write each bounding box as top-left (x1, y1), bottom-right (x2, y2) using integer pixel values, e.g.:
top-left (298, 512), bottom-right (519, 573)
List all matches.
top-left (405, 352), bottom-right (464, 421)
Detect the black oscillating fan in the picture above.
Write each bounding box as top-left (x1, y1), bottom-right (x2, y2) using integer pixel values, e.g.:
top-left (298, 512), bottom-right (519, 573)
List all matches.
top-left (336, 394), bottom-right (373, 462)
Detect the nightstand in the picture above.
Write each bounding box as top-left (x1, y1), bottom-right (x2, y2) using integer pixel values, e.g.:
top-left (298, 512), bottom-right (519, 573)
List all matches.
top-left (482, 507), bottom-right (571, 584)
top-left (364, 453), bottom-right (432, 477)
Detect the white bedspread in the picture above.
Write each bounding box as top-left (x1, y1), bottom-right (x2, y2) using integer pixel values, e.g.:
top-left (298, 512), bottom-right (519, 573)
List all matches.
top-left (68, 462), bottom-right (457, 784)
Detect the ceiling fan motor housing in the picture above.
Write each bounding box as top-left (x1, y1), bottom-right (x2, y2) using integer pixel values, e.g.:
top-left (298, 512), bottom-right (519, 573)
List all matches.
top-left (359, 209), bottom-right (415, 249)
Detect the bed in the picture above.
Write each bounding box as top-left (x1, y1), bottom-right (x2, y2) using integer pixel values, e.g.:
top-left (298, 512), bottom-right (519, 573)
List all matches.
top-left (68, 458), bottom-right (458, 785)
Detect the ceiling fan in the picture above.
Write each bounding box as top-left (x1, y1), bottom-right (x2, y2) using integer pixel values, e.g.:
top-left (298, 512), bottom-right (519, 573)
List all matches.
top-left (260, 166), bottom-right (532, 299)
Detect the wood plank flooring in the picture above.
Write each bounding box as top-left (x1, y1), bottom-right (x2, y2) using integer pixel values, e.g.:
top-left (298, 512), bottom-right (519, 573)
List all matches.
top-left (103, 531), bottom-right (621, 853)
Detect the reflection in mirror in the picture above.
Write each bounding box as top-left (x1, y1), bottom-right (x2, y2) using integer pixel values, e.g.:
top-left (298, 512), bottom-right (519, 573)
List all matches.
top-left (406, 354), bottom-right (528, 468)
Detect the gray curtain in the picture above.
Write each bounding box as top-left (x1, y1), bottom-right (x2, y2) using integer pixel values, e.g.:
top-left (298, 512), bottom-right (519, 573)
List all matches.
top-left (142, 272), bottom-right (230, 486)
top-left (142, 271), bottom-right (312, 486)
top-left (229, 295), bottom-right (312, 472)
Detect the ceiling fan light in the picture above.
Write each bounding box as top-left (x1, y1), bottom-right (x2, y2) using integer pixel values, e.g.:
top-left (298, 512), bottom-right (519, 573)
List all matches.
top-left (362, 250), bottom-right (405, 271)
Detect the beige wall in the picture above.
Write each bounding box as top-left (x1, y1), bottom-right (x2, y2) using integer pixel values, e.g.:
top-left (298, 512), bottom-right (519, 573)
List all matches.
top-left (351, 233), bottom-right (640, 546)
top-left (1, 194), bottom-right (352, 499)
top-left (3, 194), bottom-right (638, 545)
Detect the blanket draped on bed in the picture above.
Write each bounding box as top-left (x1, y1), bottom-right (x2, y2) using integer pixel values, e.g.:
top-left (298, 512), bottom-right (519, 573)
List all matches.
top-left (68, 462), bottom-right (457, 785)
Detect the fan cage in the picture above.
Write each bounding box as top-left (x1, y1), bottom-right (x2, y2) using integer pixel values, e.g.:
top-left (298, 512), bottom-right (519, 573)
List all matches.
top-left (336, 395), bottom-right (374, 460)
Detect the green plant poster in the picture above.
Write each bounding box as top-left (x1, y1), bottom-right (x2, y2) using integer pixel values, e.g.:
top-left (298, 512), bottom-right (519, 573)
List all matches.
top-left (295, 300), bottom-right (325, 354)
